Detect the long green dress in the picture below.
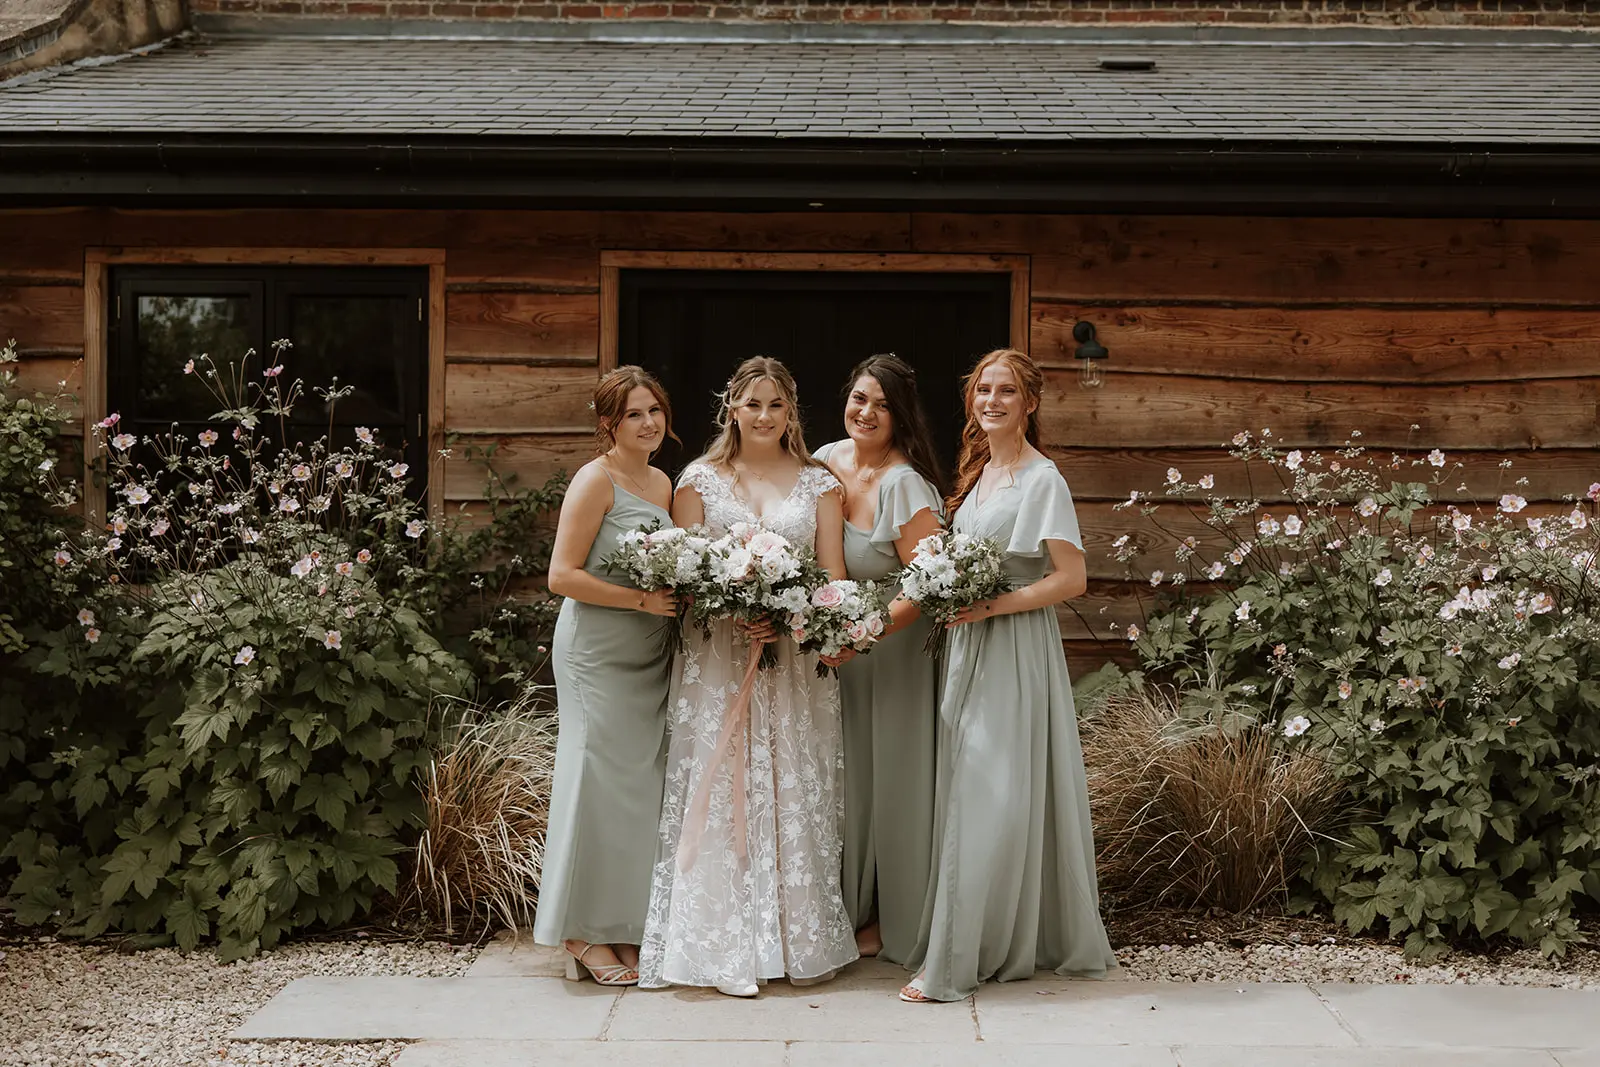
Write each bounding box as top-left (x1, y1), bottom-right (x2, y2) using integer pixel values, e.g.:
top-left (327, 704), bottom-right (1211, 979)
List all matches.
top-left (815, 441), bottom-right (942, 966)
top-left (908, 457), bottom-right (1118, 1001)
top-left (533, 481), bottom-right (673, 948)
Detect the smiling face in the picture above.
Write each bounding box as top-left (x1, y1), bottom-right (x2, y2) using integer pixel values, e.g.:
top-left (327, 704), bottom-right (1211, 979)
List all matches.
top-left (971, 359), bottom-right (1036, 442)
top-left (611, 384), bottom-right (666, 456)
top-left (732, 376), bottom-right (789, 449)
top-left (844, 374), bottom-right (894, 453)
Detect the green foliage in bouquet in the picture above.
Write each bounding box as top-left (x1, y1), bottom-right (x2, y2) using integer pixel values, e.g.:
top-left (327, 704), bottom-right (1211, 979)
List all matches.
top-left (1105, 431), bottom-right (1600, 958)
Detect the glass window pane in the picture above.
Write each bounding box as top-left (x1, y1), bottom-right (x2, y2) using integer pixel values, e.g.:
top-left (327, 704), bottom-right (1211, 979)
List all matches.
top-left (284, 295), bottom-right (412, 430)
top-left (134, 295), bottom-right (253, 422)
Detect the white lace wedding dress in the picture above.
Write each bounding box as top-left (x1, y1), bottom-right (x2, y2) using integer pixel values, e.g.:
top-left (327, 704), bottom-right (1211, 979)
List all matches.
top-left (637, 462), bottom-right (860, 989)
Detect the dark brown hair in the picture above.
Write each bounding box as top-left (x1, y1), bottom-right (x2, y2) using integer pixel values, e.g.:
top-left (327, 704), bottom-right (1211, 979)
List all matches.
top-left (947, 348), bottom-right (1044, 515)
top-left (842, 354), bottom-right (947, 496)
top-left (593, 365), bottom-right (679, 454)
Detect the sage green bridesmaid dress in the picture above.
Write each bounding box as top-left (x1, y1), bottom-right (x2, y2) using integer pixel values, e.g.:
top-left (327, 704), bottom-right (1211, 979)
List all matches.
top-left (815, 441), bottom-right (942, 966)
top-left (534, 480), bottom-right (673, 948)
top-left (908, 457), bottom-right (1118, 1001)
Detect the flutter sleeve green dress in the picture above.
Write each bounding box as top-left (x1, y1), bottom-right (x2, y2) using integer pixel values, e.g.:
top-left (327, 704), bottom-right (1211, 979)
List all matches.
top-left (907, 457), bottom-right (1118, 1001)
top-left (815, 441), bottom-right (943, 966)
top-left (533, 481), bottom-right (674, 948)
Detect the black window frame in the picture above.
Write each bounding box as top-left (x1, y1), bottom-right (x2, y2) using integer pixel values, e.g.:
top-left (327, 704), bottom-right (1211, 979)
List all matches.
top-left (108, 264), bottom-right (431, 499)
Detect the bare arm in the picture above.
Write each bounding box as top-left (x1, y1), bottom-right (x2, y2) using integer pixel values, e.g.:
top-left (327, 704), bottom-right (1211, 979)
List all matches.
top-left (815, 487), bottom-right (847, 581)
top-left (671, 482), bottom-right (705, 529)
top-left (882, 505), bottom-right (942, 635)
top-left (548, 464), bottom-right (676, 616)
top-left (948, 539), bottom-right (1087, 626)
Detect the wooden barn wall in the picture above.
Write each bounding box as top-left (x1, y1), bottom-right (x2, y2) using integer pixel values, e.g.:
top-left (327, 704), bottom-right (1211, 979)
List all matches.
top-left (4, 207), bottom-right (1599, 674)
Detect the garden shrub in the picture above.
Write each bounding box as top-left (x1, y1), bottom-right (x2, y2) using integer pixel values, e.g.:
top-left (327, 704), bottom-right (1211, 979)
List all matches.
top-left (1105, 432), bottom-right (1600, 957)
top-left (1, 343), bottom-right (564, 956)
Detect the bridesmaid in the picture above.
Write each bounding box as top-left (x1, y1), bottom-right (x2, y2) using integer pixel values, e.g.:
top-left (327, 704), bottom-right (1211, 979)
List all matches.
top-left (534, 365), bottom-right (680, 986)
top-left (813, 355), bottom-right (944, 965)
top-left (901, 348), bottom-right (1118, 1004)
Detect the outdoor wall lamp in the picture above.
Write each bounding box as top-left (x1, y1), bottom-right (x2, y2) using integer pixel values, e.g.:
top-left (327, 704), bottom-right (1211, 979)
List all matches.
top-left (1073, 321), bottom-right (1109, 389)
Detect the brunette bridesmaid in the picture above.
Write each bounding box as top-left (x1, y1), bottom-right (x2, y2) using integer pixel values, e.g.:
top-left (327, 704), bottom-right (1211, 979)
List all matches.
top-left (534, 366), bottom-right (680, 986)
top-left (901, 348), bottom-right (1118, 1004)
top-left (813, 355), bottom-right (945, 965)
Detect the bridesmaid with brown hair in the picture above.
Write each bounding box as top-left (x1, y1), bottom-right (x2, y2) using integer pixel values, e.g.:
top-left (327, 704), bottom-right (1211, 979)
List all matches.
top-left (814, 354), bottom-right (945, 965)
top-left (901, 348), bottom-right (1118, 1003)
top-left (534, 366), bottom-right (680, 986)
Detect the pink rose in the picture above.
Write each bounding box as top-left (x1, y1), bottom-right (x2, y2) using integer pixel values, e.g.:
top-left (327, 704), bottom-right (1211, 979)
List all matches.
top-left (747, 530), bottom-right (787, 557)
top-left (866, 614), bottom-right (885, 637)
top-left (812, 583), bottom-right (845, 608)
top-left (847, 620), bottom-right (871, 643)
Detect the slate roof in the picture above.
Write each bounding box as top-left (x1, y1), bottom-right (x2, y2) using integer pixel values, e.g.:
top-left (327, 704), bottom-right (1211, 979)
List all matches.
top-left (2, 30), bottom-right (1599, 144)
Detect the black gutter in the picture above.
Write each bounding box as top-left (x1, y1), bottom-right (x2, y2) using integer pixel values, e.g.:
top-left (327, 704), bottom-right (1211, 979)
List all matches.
top-left (4, 136), bottom-right (1600, 215)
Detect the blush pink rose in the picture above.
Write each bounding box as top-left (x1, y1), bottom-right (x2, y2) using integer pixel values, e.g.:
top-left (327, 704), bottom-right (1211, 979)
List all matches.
top-left (812, 583), bottom-right (846, 608)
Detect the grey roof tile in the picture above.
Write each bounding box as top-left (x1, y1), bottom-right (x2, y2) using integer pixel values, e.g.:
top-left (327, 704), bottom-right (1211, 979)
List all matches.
top-left (1, 34), bottom-right (1599, 143)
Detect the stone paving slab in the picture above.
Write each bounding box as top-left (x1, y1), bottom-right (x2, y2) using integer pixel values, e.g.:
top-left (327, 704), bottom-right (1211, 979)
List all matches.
top-left (974, 979), bottom-right (1354, 1046)
top-left (1555, 1053), bottom-right (1600, 1066)
top-left (464, 938), bottom-right (566, 978)
top-left (1179, 1049), bottom-right (1561, 1067)
top-left (395, 1040), bottom-right (789, 1066)
top-left (1314, 984), bottom-right (1600, 1049)
top-left (232, 976), bottom-right (617, 1040)
top-left (605, 962), bottom-right (978, 1043)
top-left (788, 1044), bottom-right (1181, 1066)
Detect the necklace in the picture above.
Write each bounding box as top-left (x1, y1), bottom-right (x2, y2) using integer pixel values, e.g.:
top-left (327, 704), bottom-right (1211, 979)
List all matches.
top-left (605, 454), bottom-right (652, 497)
top-left (854, 446), bottom-right (892, 488)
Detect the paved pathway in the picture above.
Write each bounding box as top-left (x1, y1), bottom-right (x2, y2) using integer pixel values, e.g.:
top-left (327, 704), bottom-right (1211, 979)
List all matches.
top-left (234, 937), bottom-right (1600, 1066)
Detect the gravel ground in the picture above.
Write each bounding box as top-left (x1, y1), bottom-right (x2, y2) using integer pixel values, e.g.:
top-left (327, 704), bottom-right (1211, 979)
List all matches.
top-left (0, 935), bottom-right (479, 1067)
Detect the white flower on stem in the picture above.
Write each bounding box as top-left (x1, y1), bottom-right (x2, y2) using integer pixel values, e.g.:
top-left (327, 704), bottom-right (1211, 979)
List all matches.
top-left (111, 517), bottom-right (128, 535)
top-left (1337, 680), bottom-right (1352, 700)
top-left (1227, 548), bottom-right (1245, 566)
top-left (1234, 600), bottom-right (1252, 622)
top-left (1284, 450), bottom-right (1303, 471)
top-left (77, 608), bottom-right (95, 627)
top-left (53, 549), bottom-right (71, 566)
top-left (1438, 600), bottom-right (1461, 620)
top-left (1165, 468), bottom-right (1181, 485)
top-left (1260, 427), bottom-right (1272, 438)
top-left (291, 464), bottom-right (312, 481)
top-left (1279, 561), bottom-right (1294, 577)
top-left (279, 496), bottom-right (300, 513)
top-left (1445, 641), bottom-right (1463, 656)
top-left (1427, 449), bottom-right (1446, 467)
top-left (1589, 483), bottom-right (1600, 502)
top-left (1185, 606), bottom-right (1200, 624)
top-left (343, 605), bottom-right (358, 619)
top-left (390, 463), bottom-right (409, 480)
top-left (1415, 544), bottom-right (1435, 564)
top-left (310, 495), bottom-right (331, 513)
top-left (323, 630), bottom-right (342, 650)
top-left (217, 502), bottom-right (241, 516)
top-left (263, 364), bottom-right (284, 378)
top-left (1452, 512), bottom-right (1472, 532)
top-left (356, 549), bottom-right (373, 564)
top-left (1231, 432), bottom-right (1250, 447)
top-left (95, 413), bottom-right (121, 430)
top-left (334, 459), bottom-right (354, 478)
top-left (1535, 532), bottom-right (1556, 549)
top-left (111, 433), bottom-right (136, 451)
top-left (1498, 652), bottom-right (1522, 670)
top-left (198, 430), bottom-right (219, 447)
top-left (1149, 570), bottom-right (1164, 586)
top-left (1369, 718), bottom-right (1386, 733)
top-left (1125, 490), bottom-right (1141, 506)
top-left (37, 457), bottom-right (54, 472)
top-left (290, 556), bottom-right (316, 578)
top-left (405, 519), bottom-right (426, 539)
top-left (355, 427), bottom-right (375, 446)
top-left (1206, 561), bottom-right (1227, 580)
top-left (1357, 497), bottom-right (1379, 518)
top-left (234, 645), bottom-right (255, 666)
top-left (124, 486), bottom-right (151, 505)
top-left (1282, 515), bottom-right (1303, 536)
top-left (1569, 509), bottom-right (1589, 530)
top-left (84, 628), bottom-right (101, 644)
top-left (1283, 715), bottom-right (1310, 738)
top-left (1125, 623), bottom-right (1142, 642)
top-left (188, 590), bottom-right (206, 610)
top-left (1198, 474), bottom-right (1215, 490)
top-left (1112, 534), bottom-right (1130, 549)
top-left (336, 561), bottom-right (354, 576)
top-left (1527, 517), bottom-right (1544, 533)
top-left (240, 527), bottom-right (260, 544)
top-left (106, 537), bottom-right (121, 551)
top-left (1482, 565), bottom-right (1499, 581)
top-left (1499, 494), bottom-right (1527, 514)
top-left (1272, 643), bottom-right (1287, 657)
top-left (1397, 676), bottom-right (1428, 694)
top-left (1530, 592), bottom-right (1555, 615)
top-left (183, 359), bottom-right (195, 375)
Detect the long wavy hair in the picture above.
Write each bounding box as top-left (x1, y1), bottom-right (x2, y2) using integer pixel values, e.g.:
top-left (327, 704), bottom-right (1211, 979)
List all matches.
top-left (947, 348), bottom-right (1044, 515)
top-left (699, 356), bottom-right (828, 484)
top-left (593, 364), bottom-right (680, 455)
top-left (842, 354), bottom-right (947, 497)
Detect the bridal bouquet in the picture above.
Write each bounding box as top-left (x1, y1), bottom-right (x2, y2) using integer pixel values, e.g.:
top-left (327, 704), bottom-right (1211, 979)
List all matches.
top-left (605, 520), bottom-right (712, 653)
top-left (792, 578), bottom-right (890, 677)
top-left (898, 531), bottom-right (1009, 657)
top-left (686, 522), bottom-right (825, 669)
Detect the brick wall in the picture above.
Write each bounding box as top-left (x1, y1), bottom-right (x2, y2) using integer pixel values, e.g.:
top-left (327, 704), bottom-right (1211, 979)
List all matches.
top-left (191, 0), bottom-right (1600, 29)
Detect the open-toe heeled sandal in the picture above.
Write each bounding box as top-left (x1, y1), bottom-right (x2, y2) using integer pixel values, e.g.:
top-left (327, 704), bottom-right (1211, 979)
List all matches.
top-left (564, 941), bottom-right (639, 987)
top-left (898, 975), bottom-right (934, 1003)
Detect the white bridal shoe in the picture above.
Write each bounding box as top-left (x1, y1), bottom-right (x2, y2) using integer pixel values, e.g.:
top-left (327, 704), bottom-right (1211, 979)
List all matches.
top-left (717, 982), bottom-right (759, 998)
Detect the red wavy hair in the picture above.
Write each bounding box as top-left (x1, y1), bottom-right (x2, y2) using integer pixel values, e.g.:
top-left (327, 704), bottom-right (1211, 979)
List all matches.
top-left (946, 348), bottom-right (1044, 515)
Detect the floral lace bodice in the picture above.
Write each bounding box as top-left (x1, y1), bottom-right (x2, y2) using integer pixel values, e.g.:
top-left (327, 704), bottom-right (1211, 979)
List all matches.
top-left (678, 462), bottom-right (840, 549)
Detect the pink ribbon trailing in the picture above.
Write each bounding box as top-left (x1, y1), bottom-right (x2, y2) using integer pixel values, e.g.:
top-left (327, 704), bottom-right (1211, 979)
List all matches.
top-left (677, 639), bottom-right (764, 872)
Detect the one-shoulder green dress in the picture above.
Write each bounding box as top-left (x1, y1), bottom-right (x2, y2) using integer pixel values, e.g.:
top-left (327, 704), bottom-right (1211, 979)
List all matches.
top-left (815, 441), bottom-right (943, 966)
top-left (534, 481), bottom-right (674, 948)
top-left (908, 458), bottom-right (1118, 1001)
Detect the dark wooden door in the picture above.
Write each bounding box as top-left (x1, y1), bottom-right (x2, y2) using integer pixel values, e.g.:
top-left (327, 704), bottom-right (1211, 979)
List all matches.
top-left (619, 270), bottom-right (1013, 478)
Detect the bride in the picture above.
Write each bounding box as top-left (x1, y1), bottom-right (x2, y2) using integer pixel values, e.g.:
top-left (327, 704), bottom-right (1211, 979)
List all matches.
top-left (636, 356), bottom-right (860, 997)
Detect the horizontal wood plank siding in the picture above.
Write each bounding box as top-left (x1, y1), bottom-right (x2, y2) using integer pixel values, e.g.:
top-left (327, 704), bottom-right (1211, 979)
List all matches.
top-left (3, 206), bottom-right (1598, 673)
